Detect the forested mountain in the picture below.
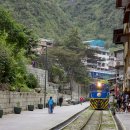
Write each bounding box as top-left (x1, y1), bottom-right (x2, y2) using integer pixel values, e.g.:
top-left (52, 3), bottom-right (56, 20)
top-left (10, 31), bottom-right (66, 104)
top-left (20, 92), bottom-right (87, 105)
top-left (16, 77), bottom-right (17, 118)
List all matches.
top-left (56, 0), bottom-right (123, 45)
top-left (0, 0), bottom-right (123, 45)
top-left (0, 0), bottom-right (71, 39)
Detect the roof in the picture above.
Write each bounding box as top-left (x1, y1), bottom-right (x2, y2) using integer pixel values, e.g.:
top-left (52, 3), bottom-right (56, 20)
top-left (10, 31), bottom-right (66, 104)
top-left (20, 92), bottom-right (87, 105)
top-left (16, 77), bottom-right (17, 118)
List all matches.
top-left (83, 39), bottom-right (105, 47)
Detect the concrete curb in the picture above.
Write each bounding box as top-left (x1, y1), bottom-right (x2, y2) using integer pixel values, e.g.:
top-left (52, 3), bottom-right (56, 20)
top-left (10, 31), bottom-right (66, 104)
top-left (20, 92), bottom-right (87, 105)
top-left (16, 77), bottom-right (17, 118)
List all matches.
top-left (110, 110), bottom-right (118, 130)
top-left (115, 114), bottom-right (126, 130)
top-left (49, 106), bottom-right (89, 130)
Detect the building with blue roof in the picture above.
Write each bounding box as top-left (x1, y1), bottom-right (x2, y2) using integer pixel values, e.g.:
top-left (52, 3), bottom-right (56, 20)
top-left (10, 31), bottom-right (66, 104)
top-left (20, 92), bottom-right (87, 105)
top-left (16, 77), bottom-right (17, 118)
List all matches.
top-left (84, 39), bottom-right (105, 47)
top-left (82, 39), bottom-right (115, 80)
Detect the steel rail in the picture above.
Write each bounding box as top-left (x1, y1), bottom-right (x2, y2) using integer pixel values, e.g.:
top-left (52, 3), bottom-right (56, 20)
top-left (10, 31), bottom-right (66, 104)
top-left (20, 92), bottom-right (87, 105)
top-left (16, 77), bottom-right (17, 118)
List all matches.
top-left (80, 110), bottom-right (96, 130)
top-left (96, 110), bottom-right (103, 130)
top-left (81, 110), bottom-right (103, 130)
top-left (50, 106), bottom-right (89, 130)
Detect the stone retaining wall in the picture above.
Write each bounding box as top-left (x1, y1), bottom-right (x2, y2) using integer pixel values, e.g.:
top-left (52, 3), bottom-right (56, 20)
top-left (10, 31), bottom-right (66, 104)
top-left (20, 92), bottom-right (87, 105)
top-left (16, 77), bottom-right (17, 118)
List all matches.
top-left (0, 91), bottom-right (71, 114)
top-left (0, 91), bottom-right (45, 114)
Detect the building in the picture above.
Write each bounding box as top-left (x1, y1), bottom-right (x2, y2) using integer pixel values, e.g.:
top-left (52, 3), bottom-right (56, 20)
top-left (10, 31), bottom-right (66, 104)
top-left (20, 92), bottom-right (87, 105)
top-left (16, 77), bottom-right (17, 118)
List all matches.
top-left (114, 0), bottom-right (130, 92)
top-left (82, 39), bottom-right (115, 80)
top-left (32, 38), bottom-right (54, 55)
top-left (108, 49), bottom-right (124, 89)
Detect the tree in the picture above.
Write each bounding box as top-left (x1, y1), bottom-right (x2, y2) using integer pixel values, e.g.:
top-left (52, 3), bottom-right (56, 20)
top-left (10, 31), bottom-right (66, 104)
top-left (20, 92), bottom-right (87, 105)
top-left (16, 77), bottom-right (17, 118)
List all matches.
top-left (0, 8), bottom-right (38, 91)
top-left (48, 28), bottom-right (90, 84)
top-left (0, 7), bottom-right (37, 57)
top-left (65, 28), bottom-right (84, 50)
top-left (50, 65), bottom-right (65, 83)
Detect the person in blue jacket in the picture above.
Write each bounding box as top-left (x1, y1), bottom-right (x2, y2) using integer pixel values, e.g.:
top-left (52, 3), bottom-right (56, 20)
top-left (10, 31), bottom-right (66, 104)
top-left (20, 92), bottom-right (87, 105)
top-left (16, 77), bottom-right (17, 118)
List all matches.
top-left (48, 96), bottom-right (54, 114)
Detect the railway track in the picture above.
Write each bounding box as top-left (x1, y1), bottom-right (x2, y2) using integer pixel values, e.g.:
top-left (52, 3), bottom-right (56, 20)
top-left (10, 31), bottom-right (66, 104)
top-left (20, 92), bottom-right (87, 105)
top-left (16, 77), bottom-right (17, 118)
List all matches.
top-left (50, 107), bottom-right (89, 130)
top-left (61, 110), bottom-right (118, 130)
top-left (81, 110), bottom-right (103, 130)
top-left (50, 107), bottom-right (121, 130)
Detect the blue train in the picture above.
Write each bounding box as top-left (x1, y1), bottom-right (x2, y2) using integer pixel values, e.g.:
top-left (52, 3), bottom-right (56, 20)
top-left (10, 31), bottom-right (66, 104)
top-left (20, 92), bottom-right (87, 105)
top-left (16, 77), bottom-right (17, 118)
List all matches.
top-left (89, 81), bottom-right (110, 109)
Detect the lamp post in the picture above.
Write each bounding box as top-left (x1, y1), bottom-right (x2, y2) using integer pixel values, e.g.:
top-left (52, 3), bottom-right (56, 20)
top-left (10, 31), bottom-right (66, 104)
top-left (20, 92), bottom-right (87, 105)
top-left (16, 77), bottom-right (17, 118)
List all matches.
top-left (41, 45), bottom-right (48, 108)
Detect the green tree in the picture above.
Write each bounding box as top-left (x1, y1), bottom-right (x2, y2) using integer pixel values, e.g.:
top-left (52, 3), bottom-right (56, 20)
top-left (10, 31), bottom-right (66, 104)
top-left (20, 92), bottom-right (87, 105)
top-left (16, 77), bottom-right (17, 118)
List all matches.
top-left (0, 7), bottom-right (37, 56)
top-left (50, 65), bottom-right (65, 83)
top-left (48, 28), bottom-right (90, 84)
top-left (65, 28), bottom-right (84, 50)
top-left (0, 8), bottom-right (38, 91)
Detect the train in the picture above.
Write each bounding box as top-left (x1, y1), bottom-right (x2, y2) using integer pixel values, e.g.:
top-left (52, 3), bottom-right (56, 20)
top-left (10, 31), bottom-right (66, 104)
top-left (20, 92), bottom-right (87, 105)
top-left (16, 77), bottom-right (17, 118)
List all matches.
top-left (89, 81), bottom-right (110, 109)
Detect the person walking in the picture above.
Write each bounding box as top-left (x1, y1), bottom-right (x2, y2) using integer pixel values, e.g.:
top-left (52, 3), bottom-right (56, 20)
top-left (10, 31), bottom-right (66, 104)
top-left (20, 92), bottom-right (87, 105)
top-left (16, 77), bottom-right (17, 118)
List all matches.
top-left (48, 97), bottom-right (54, 114)
top-left (125, 94), bottom-right (129, 113)
top-left (80, 97), bottom-right (84, 105)
top-left (59, 97), bottom-right (63, 107)
top-left (117, 95), bottom-right (121, 111)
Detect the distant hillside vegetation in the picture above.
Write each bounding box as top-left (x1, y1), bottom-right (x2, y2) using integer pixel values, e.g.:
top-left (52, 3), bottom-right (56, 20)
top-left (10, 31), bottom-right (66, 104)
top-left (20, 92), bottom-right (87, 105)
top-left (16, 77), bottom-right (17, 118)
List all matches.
top-left (0, 0), bottom-right (71, 39)
top-left (56, 0), bottom-right (123, 45)
top-left (0, 0), bottom-right (123, 46)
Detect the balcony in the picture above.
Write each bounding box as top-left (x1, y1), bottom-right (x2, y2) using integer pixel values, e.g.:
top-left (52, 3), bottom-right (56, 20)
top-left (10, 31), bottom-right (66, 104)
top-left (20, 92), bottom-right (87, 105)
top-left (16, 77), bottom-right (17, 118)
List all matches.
top-left (115, 61), bottom-right (124, 67)
top-left (116, 0), bottom-right (130, 8)
top-left (113, 29), bottom-right (128, 44)
top-left (123, 3), bottom-right (130, 23)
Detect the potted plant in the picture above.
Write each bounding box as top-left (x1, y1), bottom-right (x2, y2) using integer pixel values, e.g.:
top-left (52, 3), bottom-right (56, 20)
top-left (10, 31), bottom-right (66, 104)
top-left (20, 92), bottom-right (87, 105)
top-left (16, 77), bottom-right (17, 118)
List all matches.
top-left (38, 98), bottom-right (43, 109)
top-left (14, 102), bottom-right (22, 114)
top-left (28, 104), bottom-right (34, 111)
top-left (0, 106), bottom-right (3, 118)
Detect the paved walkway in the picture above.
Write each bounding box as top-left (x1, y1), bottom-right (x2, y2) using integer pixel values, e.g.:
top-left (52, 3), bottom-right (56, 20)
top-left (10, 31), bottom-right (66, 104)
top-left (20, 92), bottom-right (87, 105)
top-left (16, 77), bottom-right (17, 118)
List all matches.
top-left (0, 102), bottom-right (89, 130)
top-left (116, 112), bottom-right (130, 130)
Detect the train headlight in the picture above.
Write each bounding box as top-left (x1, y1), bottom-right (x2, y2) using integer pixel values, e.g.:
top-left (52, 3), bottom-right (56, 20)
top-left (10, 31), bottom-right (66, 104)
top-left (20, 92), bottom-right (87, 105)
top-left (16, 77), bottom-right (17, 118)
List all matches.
top-left (97, 82), bottom-right (102, 89)
top-left (97, 92), bottom-right (101, 97)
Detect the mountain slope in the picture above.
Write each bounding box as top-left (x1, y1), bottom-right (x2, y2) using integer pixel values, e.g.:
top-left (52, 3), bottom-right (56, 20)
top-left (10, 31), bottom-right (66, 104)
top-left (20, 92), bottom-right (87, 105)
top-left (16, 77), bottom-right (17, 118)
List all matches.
top-left (56, 0), bottom-right (123, 43)
top-left (0, 0), bottom-right (123, 44)
top-left (0, 0), bottom-right (71, 38)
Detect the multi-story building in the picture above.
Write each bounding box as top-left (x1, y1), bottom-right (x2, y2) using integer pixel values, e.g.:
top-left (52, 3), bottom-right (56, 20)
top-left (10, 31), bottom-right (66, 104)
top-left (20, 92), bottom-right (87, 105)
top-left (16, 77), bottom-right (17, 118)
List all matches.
top-left (114, 0), bottom-right (130, 92)
top-left (108, 49), bottom-right (124, 88)
top-left (82, 39), bottom-right (115, 80)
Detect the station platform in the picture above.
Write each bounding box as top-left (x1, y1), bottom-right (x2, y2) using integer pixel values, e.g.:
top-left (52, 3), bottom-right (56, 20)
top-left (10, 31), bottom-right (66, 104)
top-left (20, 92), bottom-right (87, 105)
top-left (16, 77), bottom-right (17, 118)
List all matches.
top-left (116, 112), bottom-right (130, 130)
top-left (0, 102), bottom-right (89, 130)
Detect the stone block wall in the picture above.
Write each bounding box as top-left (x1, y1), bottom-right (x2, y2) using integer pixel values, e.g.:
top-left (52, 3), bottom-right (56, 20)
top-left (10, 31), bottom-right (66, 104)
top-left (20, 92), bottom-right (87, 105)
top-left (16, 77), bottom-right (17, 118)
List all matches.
top-left (0, 91), bottom-right (71, 114)
top-left (0, 91), bottom-right (45, 114)
top-left (26, 65), bottom-right (48, 89)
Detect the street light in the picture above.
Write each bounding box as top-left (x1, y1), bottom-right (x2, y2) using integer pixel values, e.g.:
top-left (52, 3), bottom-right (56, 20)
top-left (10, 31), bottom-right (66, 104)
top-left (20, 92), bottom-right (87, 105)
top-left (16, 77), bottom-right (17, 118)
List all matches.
top-left (41, 45), bottom-right (48, 108)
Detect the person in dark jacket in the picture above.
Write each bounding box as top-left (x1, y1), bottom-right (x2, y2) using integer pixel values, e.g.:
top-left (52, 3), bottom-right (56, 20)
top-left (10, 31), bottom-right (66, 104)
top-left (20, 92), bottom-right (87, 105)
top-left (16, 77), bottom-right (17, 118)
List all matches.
top-left (117, 95), bottom-right (121, 111)
top-left (59, 97), bottom-right (63, 107)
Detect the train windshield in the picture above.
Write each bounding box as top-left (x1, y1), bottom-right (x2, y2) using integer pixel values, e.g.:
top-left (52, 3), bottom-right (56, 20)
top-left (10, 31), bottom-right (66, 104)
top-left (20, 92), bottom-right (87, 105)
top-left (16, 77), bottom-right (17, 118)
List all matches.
top-left (89, 83), bottom-right (109, 92)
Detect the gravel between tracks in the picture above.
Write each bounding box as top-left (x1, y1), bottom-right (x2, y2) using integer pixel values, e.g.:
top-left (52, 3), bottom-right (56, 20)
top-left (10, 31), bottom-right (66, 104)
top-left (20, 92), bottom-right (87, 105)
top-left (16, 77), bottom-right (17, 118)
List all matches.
top-left (101, 111), bottom-right (117, 130)
top-left (62, 109), bottom-right (94, 130)
top-left (62, 110), bottom-right (117, 130)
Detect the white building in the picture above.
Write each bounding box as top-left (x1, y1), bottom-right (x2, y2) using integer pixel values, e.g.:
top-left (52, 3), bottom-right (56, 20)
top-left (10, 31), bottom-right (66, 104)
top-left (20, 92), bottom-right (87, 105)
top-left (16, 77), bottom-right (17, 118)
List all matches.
top-left (108, 49), bottom-right (124, 85)
top-left (82, 39), bottom-right (115, 79)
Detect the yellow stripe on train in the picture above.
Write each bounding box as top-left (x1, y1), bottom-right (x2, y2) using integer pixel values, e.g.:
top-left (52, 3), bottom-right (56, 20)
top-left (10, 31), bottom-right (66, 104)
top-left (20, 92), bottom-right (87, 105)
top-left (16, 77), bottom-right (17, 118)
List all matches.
top-left (90, 98), bottom-right (109, 109)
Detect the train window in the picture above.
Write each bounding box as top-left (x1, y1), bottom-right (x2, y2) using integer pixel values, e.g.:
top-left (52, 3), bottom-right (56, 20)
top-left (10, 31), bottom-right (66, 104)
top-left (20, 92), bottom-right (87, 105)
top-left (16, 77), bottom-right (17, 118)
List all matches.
top-left (90, 84), bottom-right (96, 91)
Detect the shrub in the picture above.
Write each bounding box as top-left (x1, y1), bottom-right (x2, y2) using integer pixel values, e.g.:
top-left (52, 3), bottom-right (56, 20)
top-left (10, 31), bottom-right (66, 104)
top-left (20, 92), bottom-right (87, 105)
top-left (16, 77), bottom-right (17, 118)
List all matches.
top-left (0, 43), bottom-right (15, 83)
top-left (26, 73), bottom-right (38, 89)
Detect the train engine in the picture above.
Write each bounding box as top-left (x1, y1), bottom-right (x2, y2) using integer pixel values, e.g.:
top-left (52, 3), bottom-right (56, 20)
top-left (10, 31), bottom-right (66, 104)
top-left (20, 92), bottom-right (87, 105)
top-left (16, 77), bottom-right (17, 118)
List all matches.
top-left (89, 81), bottom-right (109, 109)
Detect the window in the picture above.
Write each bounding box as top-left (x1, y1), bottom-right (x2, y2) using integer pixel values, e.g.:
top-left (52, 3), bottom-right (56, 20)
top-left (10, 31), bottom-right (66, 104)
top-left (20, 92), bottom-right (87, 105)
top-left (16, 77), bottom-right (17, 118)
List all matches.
top-left (102, 63), bottom-right (105, 67)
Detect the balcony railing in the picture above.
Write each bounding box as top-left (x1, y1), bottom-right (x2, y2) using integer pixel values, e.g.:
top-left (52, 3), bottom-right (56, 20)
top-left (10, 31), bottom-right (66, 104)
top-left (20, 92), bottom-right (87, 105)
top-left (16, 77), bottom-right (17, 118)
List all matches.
top-left (116, 0), bottom-right (130, 8)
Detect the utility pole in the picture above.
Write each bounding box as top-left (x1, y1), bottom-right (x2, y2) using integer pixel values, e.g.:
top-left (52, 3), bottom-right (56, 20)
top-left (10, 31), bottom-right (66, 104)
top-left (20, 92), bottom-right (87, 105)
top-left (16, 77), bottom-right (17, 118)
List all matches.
top-left (78, 84), bottom-right (79, 102)
top-left (69, 68), bottom-right (73, 100)
top-left (41, 45), bottom-right (48, 108)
